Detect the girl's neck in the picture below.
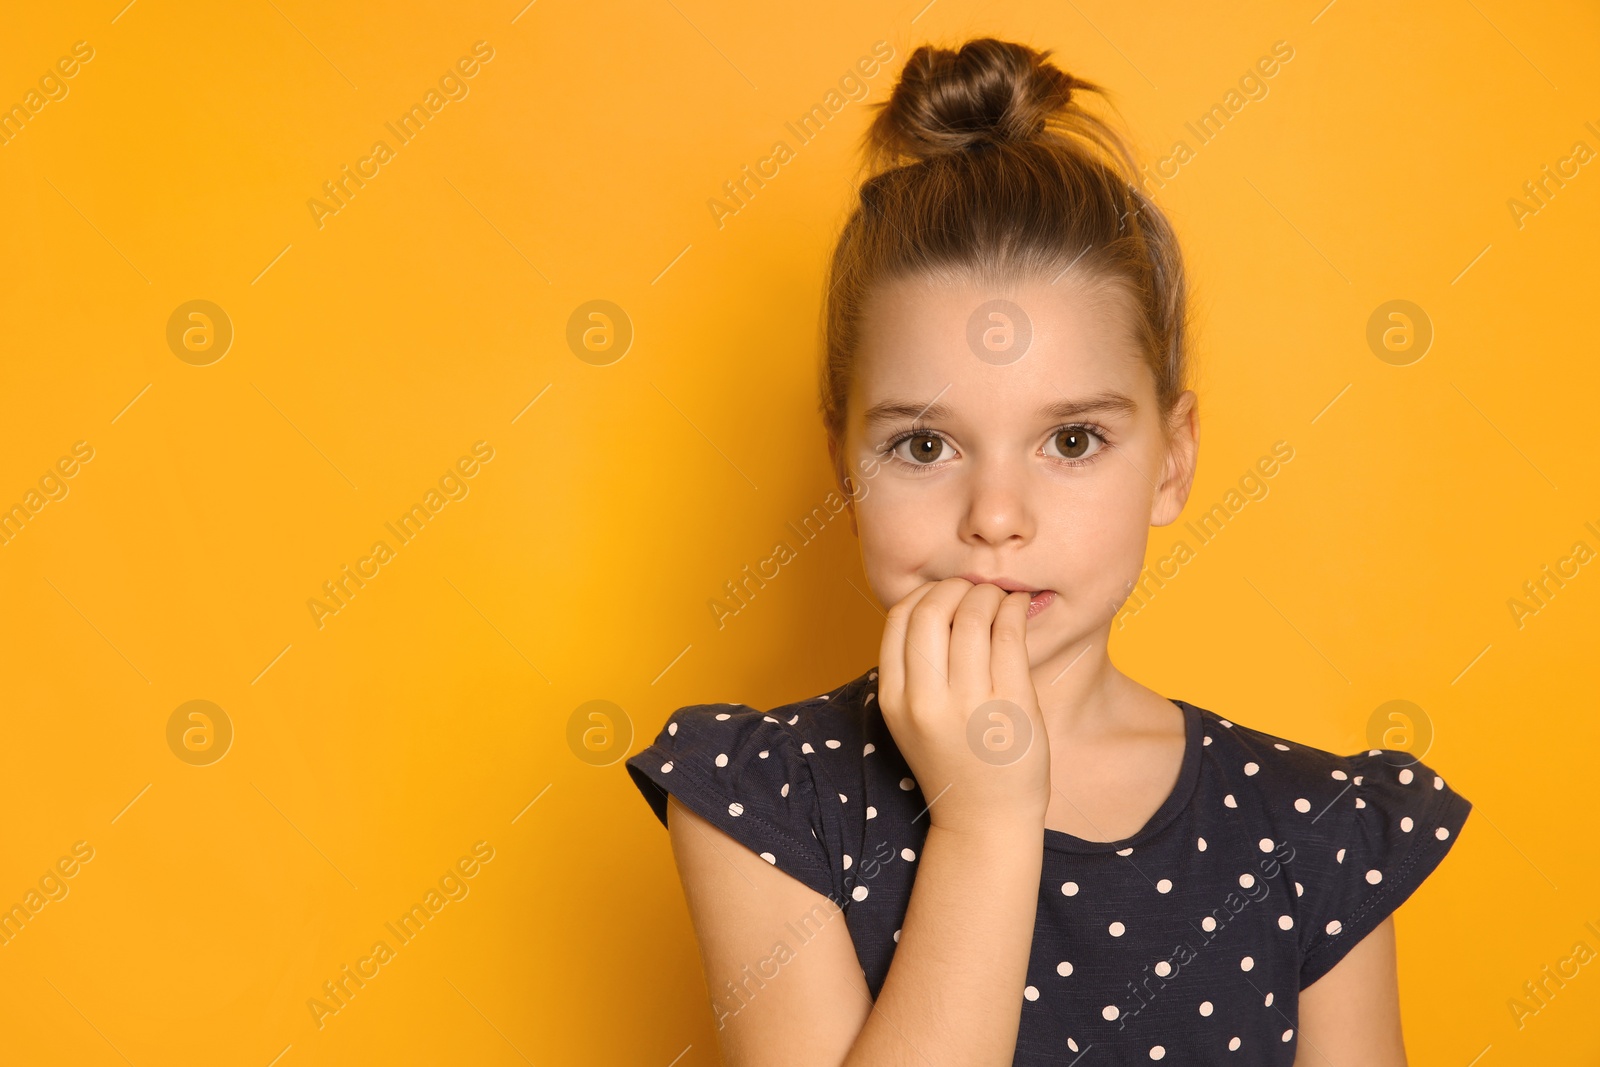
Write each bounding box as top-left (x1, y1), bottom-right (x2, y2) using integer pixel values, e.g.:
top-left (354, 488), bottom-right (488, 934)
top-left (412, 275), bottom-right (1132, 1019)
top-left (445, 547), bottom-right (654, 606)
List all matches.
top-left (1031, 637), bottom-right (1157, 740)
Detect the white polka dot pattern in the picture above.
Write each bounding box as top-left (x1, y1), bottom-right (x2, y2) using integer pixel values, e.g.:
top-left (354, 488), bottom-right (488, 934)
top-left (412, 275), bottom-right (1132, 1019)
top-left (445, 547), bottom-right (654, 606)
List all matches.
top-left (622, 666), bottom-right (1472, 1061)
top-left (1296, 749), bottom-right (1473, 990)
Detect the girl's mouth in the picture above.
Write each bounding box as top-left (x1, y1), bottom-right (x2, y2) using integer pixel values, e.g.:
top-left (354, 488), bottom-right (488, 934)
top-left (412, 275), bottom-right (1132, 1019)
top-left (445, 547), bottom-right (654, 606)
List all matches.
top-left (942, 575), bottom-right (1059, 618)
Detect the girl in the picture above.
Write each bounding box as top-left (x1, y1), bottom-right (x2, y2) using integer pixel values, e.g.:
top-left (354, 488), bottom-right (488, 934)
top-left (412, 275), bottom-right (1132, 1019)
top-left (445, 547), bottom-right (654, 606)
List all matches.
top-left (627, 37), bottom-right (1471, 1066)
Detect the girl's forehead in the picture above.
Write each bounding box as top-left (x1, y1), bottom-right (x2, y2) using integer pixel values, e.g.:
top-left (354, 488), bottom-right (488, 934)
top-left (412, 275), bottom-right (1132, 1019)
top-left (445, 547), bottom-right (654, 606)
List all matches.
top-left (851, 274), bottom-right (1150, 410)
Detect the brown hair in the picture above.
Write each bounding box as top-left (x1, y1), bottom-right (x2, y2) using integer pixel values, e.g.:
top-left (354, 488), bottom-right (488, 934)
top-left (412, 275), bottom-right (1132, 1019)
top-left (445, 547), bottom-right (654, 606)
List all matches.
top-left (820, 37), bottom-right (1193, 491)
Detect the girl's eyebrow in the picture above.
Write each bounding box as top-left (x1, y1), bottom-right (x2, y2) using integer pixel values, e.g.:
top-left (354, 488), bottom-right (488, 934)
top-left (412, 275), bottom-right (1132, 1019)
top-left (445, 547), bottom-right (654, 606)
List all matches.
top-left (863, 391), bottom-right (1139, 428)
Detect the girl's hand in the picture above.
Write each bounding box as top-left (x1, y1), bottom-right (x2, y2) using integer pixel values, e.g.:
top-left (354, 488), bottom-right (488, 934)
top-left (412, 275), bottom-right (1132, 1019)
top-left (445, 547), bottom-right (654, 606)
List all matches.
top-left (876, 578), bottom-right (1052, 838)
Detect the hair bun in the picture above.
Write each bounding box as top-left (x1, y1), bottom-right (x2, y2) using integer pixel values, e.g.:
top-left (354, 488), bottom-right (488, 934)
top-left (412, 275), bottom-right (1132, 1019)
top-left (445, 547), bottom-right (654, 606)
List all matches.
top-left (866, 38), bottom-right (1083, 166)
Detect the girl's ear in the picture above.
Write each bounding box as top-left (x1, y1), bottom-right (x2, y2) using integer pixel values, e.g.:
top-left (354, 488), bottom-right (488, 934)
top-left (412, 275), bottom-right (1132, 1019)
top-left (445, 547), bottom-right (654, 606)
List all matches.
top-left (1151, 390), bottom-right (1200, 527)
top-left (842, 481), bottom-right (859, 538)
top-left (827, 437), bottom-right (860, 538)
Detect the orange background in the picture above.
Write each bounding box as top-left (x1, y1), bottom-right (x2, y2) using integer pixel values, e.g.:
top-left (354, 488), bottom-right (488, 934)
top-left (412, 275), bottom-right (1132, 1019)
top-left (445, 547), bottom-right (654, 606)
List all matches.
top-left (1, 0), bottom-right (1596, 1063)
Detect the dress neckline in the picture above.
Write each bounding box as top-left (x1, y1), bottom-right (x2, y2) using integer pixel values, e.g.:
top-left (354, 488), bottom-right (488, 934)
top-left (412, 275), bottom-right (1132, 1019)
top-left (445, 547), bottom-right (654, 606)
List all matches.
top-left (1041, 697), bottom-right (1203, 855)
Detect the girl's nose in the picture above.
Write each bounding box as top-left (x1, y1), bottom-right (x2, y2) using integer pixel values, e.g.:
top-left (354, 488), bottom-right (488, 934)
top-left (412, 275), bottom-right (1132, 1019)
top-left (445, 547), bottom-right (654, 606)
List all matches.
top-left (958, 463), bottom-right (1036, 545)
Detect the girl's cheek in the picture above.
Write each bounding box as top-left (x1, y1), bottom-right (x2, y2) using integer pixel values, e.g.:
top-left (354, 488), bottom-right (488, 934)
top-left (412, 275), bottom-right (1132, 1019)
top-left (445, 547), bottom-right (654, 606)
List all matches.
top-left (864, 521), bottom-right (928, 604)
top-left (857, 497), bottom-right (925, 555)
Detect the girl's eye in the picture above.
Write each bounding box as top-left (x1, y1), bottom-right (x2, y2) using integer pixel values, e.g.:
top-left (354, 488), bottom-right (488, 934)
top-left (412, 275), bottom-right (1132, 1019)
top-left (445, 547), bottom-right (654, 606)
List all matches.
top-left (889, 431), bottom-right (949, 465)
top-left (1047, 427), bottom-right (1105, 462)
top-left (881, 423), bottom-right (1110, 470)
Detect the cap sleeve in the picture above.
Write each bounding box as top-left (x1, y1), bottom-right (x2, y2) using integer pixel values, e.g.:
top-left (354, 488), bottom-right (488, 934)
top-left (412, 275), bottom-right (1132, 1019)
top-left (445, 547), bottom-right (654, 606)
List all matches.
top-left (625, 704), bottom-right (843, 904)
top-left (1297, 749), bottom-right (1473, 989)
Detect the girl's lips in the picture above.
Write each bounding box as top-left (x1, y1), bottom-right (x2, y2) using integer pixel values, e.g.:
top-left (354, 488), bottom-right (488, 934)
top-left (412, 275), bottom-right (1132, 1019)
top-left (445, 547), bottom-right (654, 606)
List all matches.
top-left (936, 576), bottom-right (1058, 617)
top-left (1026, 590), bottom-right (1057, 619)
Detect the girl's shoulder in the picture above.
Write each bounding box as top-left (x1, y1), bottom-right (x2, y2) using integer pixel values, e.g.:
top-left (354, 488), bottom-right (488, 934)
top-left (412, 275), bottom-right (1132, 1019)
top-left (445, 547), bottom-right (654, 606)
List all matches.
top-left (623, 666), bottom-right (885, 906)
top-left (629, 665), bottom-right (882, 780)
top-left (1188, 699), bottom-right (1471, 814)
top-left (1180, 699), bottom-right (1475, 987)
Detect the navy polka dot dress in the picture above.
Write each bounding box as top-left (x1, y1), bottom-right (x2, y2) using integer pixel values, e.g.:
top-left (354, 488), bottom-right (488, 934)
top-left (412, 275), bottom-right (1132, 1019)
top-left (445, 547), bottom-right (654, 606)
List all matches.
top-left (626, 666), bottom-right (1473, 1063)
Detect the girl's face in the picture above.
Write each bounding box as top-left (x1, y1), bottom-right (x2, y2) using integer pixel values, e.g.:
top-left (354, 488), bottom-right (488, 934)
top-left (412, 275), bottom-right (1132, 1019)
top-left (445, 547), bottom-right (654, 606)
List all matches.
top-left (834, 272), bottom-right (1198, 668)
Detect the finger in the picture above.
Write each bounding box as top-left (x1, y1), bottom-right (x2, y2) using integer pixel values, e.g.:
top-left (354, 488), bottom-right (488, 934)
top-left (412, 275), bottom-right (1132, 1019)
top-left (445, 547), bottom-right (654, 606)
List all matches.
top-left (990, 591), bottom-right (1033, 696)
top-left (949, 582), bottom-right (1008, 698)
top-left (878, 580), bottom-right (940, 718)
top-left (904, 578), bottom-right (974, 717)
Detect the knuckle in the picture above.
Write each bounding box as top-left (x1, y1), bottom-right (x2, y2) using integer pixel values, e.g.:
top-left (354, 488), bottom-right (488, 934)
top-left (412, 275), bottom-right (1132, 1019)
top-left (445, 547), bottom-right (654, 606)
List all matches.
top-left (952, 598), bottom-right (984, 620)
top-left (950, 605), bottom-right (983, 629)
